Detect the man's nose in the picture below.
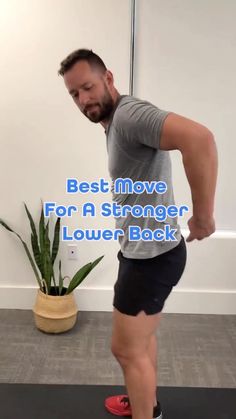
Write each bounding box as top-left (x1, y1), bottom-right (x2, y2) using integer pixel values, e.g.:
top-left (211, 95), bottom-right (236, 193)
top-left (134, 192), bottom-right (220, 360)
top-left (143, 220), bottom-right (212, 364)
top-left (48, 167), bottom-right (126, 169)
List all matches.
top-left (78, 91), bottom-right (90, 109)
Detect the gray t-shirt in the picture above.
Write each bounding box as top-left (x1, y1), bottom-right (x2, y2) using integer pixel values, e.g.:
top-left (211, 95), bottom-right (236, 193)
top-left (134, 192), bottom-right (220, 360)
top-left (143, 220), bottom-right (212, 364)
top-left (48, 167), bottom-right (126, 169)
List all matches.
top-left (105, 94), bottom-right (181, 259)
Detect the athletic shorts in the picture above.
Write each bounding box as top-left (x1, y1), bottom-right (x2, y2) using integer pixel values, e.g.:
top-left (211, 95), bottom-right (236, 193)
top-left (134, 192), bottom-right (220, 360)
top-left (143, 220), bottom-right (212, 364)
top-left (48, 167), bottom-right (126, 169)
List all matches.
top-left (113, 235), bottom-right (187, 316)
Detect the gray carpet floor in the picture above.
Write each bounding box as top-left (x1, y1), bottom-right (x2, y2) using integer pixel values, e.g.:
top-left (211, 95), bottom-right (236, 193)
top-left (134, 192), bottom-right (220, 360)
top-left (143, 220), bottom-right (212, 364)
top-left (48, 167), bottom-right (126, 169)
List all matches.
top-left (0, 310), bottom-right (235, 388)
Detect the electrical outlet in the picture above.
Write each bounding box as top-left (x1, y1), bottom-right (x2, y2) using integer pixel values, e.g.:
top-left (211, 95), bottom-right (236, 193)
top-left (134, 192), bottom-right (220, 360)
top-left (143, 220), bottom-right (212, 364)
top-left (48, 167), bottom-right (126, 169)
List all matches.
top-left (67, 244), bottom-right (78, 260)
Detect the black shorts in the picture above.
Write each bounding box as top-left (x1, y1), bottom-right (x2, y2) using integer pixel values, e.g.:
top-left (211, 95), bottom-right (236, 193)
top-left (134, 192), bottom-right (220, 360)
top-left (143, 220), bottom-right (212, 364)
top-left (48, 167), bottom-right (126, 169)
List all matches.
top-left (113, 235), bottom-right (187, 316)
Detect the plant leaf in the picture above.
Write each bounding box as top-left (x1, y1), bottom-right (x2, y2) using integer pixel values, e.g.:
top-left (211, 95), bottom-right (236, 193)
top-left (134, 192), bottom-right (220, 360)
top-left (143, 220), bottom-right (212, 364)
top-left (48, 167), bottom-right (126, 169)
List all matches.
top-left (58, 260), bottom-right (63, 295)
top-left (24, 203), bottom-right (43, 276)
top-left (0, 219), bottom-right (14, 233)
top-left (39, 205), bottom-right (46, 280)
top-left (44, 221), bottom-right (52, 291)
top-left (51, 217), bottom-right (60, 265)
top-left (65, 255), bottom-right (104, 294)
top-left (24, 202), bottom-right (38, 239)
top-left (65, 262), bottom-right (92, 294)
top-left (31, 233), bottom-right (42, 275)
top-left (39, 205), bottom-right (53, 293)
top-left (42, 279), bottom-right (48, 295)
top-left (0, 219), bottom-right (42, 290)
top-left (89, 255), bottom-right (104, 271)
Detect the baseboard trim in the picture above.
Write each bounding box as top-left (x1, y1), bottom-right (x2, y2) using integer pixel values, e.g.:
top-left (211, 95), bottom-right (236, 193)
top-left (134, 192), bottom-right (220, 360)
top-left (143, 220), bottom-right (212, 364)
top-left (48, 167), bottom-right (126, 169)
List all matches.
top-left (0, 286), bottom-right (235, 314)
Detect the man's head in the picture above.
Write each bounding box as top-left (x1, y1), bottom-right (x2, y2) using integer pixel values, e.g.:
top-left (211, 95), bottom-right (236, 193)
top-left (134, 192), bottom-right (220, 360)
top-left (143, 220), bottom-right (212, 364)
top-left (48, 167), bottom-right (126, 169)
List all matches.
top-left (58, 49), bottom-right (119, 124)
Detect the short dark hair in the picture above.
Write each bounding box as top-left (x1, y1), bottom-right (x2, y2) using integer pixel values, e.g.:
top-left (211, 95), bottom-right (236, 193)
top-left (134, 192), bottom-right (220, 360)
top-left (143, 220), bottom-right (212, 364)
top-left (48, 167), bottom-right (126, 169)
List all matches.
top-left (58, 48), bottom-right (107, 76)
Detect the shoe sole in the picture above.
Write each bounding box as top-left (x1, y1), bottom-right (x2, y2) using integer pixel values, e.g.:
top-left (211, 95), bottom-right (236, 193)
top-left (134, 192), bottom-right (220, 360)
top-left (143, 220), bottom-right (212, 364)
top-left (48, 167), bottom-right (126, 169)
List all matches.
top-left (105, 404), bottom-right (132, 416)
top-left (105, 405), bottom-right (163, 419)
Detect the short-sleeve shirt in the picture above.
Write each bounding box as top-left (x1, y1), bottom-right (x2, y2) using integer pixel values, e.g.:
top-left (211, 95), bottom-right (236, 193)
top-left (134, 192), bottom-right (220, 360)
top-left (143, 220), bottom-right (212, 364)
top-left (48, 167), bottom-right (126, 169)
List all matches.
top-left (105, 94), bottom-right (181, 259)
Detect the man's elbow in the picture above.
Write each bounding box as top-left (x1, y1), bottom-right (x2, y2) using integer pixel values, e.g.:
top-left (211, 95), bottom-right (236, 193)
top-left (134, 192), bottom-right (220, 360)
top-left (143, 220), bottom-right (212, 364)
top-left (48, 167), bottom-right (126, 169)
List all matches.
top-left (205, 130), bottom-right (215, 145)
top-left (204, 131), bottom-right (217, 158)
top-left (181, 130), bottom-right (216, 157)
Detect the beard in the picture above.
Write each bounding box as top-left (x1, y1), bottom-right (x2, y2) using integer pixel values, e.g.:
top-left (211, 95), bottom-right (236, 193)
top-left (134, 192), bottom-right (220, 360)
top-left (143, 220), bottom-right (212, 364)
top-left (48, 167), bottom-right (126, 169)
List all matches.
top-left (82, 84), bottom-right (115, 123)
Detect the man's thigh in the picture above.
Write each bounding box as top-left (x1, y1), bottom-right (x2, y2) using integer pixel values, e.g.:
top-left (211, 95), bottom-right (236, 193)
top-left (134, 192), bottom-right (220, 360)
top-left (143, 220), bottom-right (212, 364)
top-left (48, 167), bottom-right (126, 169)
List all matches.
top-left (111, 308), bottom-right (161, 359)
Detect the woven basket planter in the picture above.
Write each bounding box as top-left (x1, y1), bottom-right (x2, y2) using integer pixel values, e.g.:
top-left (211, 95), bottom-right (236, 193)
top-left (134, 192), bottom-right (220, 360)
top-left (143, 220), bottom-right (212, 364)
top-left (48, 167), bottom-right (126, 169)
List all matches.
top-left (33, 288), bottom-right (78, 334)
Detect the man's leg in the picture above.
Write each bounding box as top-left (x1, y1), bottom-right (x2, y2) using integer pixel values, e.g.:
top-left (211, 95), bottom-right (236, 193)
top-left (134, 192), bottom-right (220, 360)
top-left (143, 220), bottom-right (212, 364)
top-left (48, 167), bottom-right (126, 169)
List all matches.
top-left (111, 308), bottom-right (161, 419)
top-left (147, 333), bottom-right (158, 407)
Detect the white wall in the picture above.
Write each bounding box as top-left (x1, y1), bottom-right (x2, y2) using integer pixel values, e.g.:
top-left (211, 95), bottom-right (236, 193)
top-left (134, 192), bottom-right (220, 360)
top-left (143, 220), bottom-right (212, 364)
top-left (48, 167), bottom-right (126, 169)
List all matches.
top-left (0, 0), bottom-right (130, 305)
top-left (0, 0), bottom-right (235, 314)
top-left (133, 0), bottom-right (236, 314)
top-left (135, 0), bottom-right (236, 228)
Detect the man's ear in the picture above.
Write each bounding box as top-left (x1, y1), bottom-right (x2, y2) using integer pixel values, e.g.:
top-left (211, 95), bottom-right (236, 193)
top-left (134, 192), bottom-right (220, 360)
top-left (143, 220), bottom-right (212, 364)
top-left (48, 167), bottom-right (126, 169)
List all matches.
top-left (105, 70), bottom-right (114, 86)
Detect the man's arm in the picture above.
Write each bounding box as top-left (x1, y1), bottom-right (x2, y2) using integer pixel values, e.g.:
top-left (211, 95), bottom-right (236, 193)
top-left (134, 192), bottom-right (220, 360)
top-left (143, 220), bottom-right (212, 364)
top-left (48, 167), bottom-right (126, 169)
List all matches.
top-left (160, 112), bottom-right (218, 242)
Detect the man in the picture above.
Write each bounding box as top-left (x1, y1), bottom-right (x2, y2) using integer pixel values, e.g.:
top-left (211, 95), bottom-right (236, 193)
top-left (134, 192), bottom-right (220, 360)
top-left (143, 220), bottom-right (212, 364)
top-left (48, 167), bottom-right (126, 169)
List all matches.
top-left (58, 49), bottom-right (218, 419)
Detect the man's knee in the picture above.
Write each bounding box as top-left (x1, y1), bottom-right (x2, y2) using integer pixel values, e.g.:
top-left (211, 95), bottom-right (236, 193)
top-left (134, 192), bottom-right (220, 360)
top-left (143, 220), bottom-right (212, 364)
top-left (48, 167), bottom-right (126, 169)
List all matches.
top-left (112, 349), bottom-right (146, 370)
top-left (111, 335), bottom-right (151, 362)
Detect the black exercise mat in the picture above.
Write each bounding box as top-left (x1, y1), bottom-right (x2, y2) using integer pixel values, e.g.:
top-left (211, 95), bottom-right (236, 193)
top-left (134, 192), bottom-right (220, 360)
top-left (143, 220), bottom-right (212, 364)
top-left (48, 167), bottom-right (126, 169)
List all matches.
top-left (0, 383), bottom-right (235, 419)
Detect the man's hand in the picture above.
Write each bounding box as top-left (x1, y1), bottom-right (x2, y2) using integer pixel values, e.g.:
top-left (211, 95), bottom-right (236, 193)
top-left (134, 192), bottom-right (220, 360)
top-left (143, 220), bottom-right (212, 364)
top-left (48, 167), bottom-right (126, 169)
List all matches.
top-left (159, 113), bottom-right (218, 243)
top-left (186, 216), bottom-right (215, 242)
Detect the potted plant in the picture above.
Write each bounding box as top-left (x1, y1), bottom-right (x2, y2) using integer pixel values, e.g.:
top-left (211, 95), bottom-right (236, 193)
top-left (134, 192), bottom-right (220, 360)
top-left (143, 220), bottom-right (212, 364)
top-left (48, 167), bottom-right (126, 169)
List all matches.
top-left (0, 202), bottom-right (104, 333)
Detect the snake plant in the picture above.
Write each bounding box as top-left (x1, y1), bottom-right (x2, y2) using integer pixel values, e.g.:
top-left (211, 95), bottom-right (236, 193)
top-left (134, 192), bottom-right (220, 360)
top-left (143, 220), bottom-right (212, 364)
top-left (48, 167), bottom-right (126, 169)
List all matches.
top-left (0, 202), bottom-right (104, 295)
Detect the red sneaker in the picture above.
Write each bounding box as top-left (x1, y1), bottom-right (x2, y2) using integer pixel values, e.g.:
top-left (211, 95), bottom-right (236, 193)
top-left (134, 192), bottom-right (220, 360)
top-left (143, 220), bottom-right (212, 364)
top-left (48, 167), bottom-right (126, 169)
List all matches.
top-left (105, 394), bottom-right (162, 418)
top-left (105, 394), bottom-right (132, 416)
